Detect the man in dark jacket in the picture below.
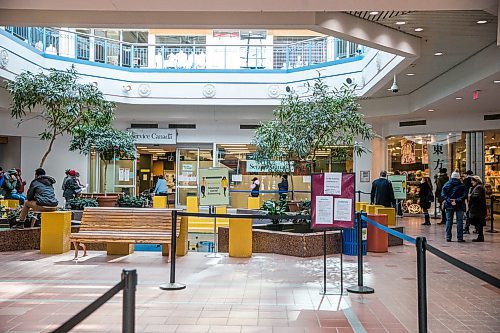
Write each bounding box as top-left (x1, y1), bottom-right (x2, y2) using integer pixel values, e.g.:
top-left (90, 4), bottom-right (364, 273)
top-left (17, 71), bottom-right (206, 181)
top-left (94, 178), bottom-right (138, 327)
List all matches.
top-left (17, 168), bottom-right (58, 227)
top-left (441, 171), bottom-right (468, 242)
top-left (278, 175), bottom-right (289, 201)
top-left (370, 171), bottom-right (395, 208)
top-left (435, 168), bottom-right (449, 225)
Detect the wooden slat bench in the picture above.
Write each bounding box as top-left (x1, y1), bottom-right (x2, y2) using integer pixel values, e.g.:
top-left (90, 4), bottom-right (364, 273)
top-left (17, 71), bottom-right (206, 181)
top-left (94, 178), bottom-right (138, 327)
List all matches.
top-left (70, 207), bottom-right (180, 260)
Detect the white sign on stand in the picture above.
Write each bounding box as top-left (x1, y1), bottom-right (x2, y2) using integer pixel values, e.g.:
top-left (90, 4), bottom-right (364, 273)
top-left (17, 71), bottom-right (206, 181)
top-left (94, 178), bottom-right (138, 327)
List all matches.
top-left (324, 172), bottom-right (342, 195)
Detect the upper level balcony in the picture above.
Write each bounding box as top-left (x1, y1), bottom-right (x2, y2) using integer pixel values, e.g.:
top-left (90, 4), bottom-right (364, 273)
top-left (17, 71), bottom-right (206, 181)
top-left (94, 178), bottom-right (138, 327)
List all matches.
top-left (3, 26), bottom-right (367, 72)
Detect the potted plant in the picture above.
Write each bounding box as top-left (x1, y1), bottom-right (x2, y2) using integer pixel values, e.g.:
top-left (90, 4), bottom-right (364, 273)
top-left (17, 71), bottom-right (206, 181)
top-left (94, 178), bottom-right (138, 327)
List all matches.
top-left (261, 199), bottom-right (287, 231)
top-left (293, 200), bottom-right (312, 233)
top-left (117, 195), bottom-right (146, 208)
top-left (5, 66), bottom-right (114, 167)
top-left (67, 197), bottom-right (99, 210)
top-left (70, 126), bottom-right (136, 206)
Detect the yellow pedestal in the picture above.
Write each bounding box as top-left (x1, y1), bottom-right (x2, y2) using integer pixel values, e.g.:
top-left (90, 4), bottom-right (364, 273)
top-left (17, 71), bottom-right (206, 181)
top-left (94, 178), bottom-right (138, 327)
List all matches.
top-left (0, 199), bottom-right (20, 208)
top-left (361, 203), bottom-right (369, 212)
top-left (176, 216), bottom-right (189, 256)
top-left (355, 202), bottom-right (369, 212)
top-left (375, 207), bottom-right (396, 226)
top-left (153, 196), bottom-right (167, 208)
top-left (229, 218), bottom-right (252, 258)
top-left (40, 211), bottom-right (71, 254)
top-left (107, 243), bottom-right (134, 255)
top-left (367, 205), bottom-right (384, 214)
top-left (247, 197), bottom-right (260, 209)
top-left (216, 206), bottom-right (229, 224)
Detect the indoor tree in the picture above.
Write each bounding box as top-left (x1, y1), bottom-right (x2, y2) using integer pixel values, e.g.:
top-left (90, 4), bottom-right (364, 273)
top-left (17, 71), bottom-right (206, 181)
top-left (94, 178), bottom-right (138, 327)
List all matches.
top-left (5, 66), bottom-right (114, 167)
top-left (252, 75), bottom-right (374, 197)
top-left (69, 126), bottom-right (136, 193)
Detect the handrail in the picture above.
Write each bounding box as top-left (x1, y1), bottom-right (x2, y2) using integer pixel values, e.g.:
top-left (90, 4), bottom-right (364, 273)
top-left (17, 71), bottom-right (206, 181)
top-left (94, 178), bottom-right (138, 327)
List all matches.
top-left (52, 269), bottom-right (137, 333)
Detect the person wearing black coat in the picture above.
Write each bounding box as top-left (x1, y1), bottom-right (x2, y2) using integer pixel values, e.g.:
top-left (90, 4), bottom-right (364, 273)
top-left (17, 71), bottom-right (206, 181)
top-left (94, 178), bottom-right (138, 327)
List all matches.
top-left (419, 177), bottom-right (433, 225)
top-left (370, 171), bottom-right (395, 208)
top-left (468, 176), bottom-right (487, 242)
top-left (15, 168), bottom-right (58, 228)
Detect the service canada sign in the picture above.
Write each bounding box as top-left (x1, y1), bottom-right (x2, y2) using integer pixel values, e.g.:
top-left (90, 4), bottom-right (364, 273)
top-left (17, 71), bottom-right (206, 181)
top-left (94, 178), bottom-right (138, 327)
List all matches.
top-left (127, 128), bottom-right (177, 144)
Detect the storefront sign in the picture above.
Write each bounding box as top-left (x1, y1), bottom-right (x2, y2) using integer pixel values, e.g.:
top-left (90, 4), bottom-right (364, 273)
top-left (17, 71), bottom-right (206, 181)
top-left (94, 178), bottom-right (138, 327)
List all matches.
top-left (401, 139), bottom-right (416, 165)
top-left (199, 168), bottom-right (230, 206)
top-left (246, 160), bottom-right (294, 173)
top-left (127, 128), bottom-right (177, 144)
top-left (429, 141), bottom-right (450, 186)
top-left (388, 175), bottom-right (407, 200)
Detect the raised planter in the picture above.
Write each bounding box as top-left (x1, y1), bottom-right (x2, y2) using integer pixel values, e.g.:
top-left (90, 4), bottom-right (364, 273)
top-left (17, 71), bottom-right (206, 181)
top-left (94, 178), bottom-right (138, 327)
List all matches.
top-left (80, 193), bottom-right (120, 207)
top-left (218, 227), bottom-right (341, 257)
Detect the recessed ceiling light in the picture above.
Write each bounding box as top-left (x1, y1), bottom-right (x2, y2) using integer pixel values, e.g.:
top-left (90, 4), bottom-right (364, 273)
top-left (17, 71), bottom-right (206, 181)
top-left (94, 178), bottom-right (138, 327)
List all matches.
top-left (494, 80), bottom-right (500, 84)
top-left (396, 21), bottom-right (406, 25)
top-left (434, 52), bottom-right (444, 56)
top-left (455, 97), bottom-right (463, 100)
top-left (369, 11), bottom-right (379, 15)
top-left (428, 109), bottom-right (435, 112)
top-left (477, 20), bottom-right (488, 24)
top-left (414, 27), bottom-right (424, 32)
top-left (406, 73), bottom-right (415, 76)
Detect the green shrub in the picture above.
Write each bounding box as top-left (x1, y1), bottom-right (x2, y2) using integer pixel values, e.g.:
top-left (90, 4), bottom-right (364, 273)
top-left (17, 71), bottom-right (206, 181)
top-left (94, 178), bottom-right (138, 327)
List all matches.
top-left (67, 197), bottom-right (99, 210)
top-left (117, 195), bottom-right (145, 208)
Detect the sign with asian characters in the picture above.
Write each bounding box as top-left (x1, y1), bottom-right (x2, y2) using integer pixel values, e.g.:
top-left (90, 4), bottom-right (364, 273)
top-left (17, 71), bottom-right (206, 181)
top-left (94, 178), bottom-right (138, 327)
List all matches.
top-left (429, 142), bottom-right (450, 188)
top-left (401, 139), bottom-right (416, 165)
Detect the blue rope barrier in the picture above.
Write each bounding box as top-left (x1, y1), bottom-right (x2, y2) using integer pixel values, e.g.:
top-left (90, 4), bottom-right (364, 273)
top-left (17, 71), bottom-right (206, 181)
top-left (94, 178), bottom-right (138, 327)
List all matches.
top-left (361, 215), bottom-right (416, 245)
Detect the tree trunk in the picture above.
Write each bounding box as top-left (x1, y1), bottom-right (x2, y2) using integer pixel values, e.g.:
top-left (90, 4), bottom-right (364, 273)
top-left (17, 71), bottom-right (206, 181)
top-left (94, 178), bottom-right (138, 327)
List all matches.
top-left (103, 160), bottom-right (108, 194)
top-left (39, 135), bottom-right (57, 168)
top-left (288, 160), bottom-right (294, 200)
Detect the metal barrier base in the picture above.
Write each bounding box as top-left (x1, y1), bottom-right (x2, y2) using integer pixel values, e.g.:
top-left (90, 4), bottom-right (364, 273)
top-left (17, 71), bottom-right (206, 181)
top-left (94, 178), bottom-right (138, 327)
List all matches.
top-left (159, 282), bottom-right (186, 291)
top-left (486, 229), bottom-right (498, 233)
top-left (347, 285), bottom-right (374, 294)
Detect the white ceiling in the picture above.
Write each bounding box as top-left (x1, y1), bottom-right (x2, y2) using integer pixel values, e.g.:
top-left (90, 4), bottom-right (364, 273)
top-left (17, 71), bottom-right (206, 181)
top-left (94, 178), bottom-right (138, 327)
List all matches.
top-left (367, 10), bottom-right (498, 97)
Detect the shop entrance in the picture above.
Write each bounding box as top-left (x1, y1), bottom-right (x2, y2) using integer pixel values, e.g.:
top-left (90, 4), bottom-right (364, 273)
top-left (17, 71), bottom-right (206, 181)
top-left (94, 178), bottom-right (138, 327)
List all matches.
top-left (135, 145), bottom-right (213, 207)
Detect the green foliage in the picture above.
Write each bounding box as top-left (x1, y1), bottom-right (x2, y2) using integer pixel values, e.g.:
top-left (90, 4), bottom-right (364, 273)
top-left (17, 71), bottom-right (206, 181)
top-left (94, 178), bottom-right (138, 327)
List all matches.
top-left (252, 75), bottom-right (374, 174)
top-left (69, 126), bottom-right (136, 163)
top-left (117, 195), bottom-right (146, 208)
top-left (5, 66), bottom-right (115, 167)
top-left (67, 197), bottom-right (98, 210)
top-left (261, 200), bottom-right (287, 224)
top-left (294, 200), bottom-right (312, 225)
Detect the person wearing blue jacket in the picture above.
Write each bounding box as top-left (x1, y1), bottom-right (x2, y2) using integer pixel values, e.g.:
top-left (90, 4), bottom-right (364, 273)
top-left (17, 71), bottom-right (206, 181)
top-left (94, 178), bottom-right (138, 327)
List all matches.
top-left (441, 171), bottom-right (468, 242)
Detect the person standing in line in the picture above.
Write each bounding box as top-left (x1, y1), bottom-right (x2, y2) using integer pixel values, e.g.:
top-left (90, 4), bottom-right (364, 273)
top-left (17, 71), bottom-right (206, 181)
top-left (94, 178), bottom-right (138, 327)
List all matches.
top-left (154, 175), bottom-right (168, 196)
top-left (370, 171), bottom-right (395, 208)
top-left (463, 170), bottom-right (474, 234)
top-left (468, 176), bottom-right (487, 242)
top-left (441, 171), bottom-right (468, 242)
top-left (278, 175), bottom-right (289, 201)
top-left (15, 168), bottom-right (26, 194)
top-left (435, 168), bottom-right (449, 225)
top-left (419, 177), bottom-right (434, 225)
top-left (250, 177), bottom-right (260, 197)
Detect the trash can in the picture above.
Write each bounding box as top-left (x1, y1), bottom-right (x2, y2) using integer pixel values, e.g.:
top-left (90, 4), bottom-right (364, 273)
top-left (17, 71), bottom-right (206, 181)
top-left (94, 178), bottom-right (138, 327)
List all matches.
top-left (342, 217), bottom-right (367, 256)
top-left (367, 214), bottom-right (388, 253)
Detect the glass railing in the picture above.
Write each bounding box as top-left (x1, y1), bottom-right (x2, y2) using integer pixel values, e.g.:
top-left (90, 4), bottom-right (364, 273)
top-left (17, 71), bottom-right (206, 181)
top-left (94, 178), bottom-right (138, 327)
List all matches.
top-left (3, 26), bottom-right (367, 71)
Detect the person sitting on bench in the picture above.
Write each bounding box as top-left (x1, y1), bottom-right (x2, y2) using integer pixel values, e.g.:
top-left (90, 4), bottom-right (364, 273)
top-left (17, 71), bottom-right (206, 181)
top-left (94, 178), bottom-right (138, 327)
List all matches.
top-left (15, 168), bottom-right (58, 228)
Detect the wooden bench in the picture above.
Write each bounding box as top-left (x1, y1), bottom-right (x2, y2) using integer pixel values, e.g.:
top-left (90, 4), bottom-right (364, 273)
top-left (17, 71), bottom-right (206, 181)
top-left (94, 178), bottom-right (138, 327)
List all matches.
top-left (70, 207), bottom-right (180, 260)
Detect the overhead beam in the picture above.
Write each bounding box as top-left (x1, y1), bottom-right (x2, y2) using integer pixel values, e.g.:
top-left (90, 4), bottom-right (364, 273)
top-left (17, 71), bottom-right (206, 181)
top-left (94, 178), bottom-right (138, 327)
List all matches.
top-left (313, 12), bottom-right (421, 57)
top-left (0, 0), bottom-right (497, 12)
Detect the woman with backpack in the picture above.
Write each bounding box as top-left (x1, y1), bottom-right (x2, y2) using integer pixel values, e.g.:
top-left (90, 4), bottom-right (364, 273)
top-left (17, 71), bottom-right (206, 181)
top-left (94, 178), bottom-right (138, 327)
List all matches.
top-left (419, 176), bottom-right (434, 225)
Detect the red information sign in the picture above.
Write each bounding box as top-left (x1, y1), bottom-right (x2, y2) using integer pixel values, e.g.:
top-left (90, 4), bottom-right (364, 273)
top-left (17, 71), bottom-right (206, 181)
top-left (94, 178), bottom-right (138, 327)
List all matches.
top-left (311, 173), bottom-right (355, 230)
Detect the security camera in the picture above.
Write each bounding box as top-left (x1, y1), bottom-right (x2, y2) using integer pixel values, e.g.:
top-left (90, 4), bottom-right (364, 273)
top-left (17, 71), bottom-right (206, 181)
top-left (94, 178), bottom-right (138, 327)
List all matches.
top-left (390, 75), bottom-right (399, 93)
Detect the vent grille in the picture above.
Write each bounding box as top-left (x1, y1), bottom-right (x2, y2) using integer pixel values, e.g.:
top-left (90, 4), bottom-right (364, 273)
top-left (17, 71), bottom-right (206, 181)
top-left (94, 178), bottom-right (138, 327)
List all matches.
top-left (484, 114), bottom-right (500, 121)
top-left (346, 11), bottom-right (411, 22)
top-left (130, 123), bottom-right (158, 128)
top-left (240, 125), bottom-right (260, 130)
top-left (169, 124), bottom-right (196, 129)
top-left (399, 120), bottom-right (426, 127)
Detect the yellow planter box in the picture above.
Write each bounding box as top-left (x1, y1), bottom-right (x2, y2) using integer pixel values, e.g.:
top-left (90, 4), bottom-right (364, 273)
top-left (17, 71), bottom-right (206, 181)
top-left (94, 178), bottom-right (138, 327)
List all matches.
top-left (40, 211), bottom-right (71, 254)
top-left (153, 196), bottom-right (167, 208)
top-left (355, 201), bottom-right (369, 212)
top-left (247, 197), bottom-right (260, 209)
top-left (375, 207), bottom-right (396, 226)
top-left (229, 218), bottom-right (252, 258)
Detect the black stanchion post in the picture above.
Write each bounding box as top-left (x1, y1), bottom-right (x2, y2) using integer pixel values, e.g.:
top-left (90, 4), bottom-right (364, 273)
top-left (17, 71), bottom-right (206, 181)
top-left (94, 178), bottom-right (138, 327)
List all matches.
top-left (347, 212), bottom-right (374, 294)
top-left (323, 230), bottom-right (327, 294)
top-left (487, 196), bottom-right (498, 233)
top-left (160, 210), bottom-right (186, 290)
top-left (122, 269), bottom-right (137, 333)
top-left (416, 237), bottom-right (428, 333)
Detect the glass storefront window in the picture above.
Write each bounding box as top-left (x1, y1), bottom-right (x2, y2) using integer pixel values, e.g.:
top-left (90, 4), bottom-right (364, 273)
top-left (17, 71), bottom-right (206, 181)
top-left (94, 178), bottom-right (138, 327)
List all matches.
top-left (484, 131), bottom-right (500, 194)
